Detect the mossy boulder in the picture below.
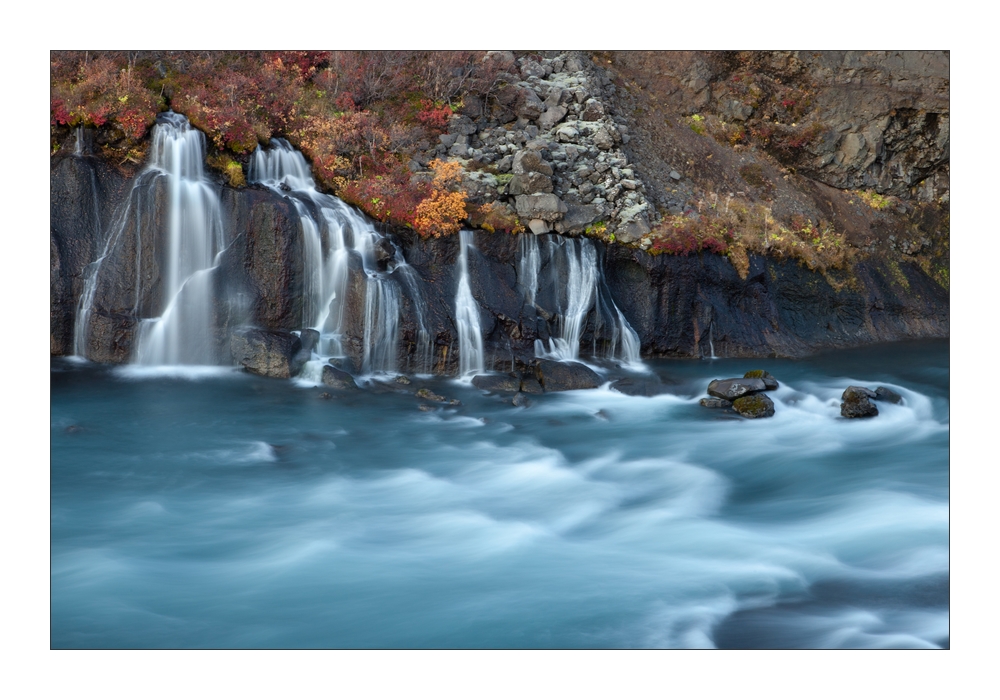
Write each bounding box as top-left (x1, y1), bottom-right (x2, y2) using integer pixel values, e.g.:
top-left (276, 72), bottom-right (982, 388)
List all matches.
top-left (732, 393), bottom-right (775, 418)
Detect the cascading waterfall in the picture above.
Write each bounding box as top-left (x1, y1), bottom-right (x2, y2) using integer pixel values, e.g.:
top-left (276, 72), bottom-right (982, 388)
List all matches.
top-left (135, 113), bottom-right (226, 365)
top-left (249, 139), bottom-right (431, 375)
top-left (519, 233), bottom-right (641, 366)
top-left (455, 230), bottom-right (484, 377)
top-left (75, 113), bottom-right (226, 365)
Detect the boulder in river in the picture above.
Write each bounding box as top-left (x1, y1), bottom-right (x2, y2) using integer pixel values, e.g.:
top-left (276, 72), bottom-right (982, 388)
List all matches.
top-left (231, 329), bottom-right (304, 379)
top-left (732, 394), bottom-right (775, 418)
top-left (743, 370), bottom-right (779, 391)
top-left (519, 373), bottom-right (544, 394)
top-left (874, 386), bottom-right (904, 404)
top-left (841, 386), bottom-right (879, 418)
top-left (536, 360), bottom-right (602, 392)
top-left (699, 397), bottom-right (734, 409)
top-left (472, 373), bottom-right (521, 393)
top-left (611, 376), bottom-right (670, 397)
top-left (707, 377), bottom-right (767, 401)
top-left (512, 392), bottom-right (532, 407)
top-left (321, 364), bottom-right (358, 390)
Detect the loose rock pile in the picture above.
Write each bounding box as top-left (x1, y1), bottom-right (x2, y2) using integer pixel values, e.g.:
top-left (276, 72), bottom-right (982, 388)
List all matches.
top-left (412, 51), bottom-right (656, 242)
top-left (699, 370), bottom-right (779, 418)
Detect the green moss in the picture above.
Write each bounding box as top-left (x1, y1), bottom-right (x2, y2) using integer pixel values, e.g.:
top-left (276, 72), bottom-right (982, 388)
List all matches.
top-left (743, 370), bottom-right (765, 379)
top-left (732, 393), bottom-right (774, 418)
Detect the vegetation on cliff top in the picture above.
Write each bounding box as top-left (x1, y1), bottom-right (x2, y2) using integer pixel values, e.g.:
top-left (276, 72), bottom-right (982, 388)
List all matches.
top-left (50, 50), bottom-right (519, 238)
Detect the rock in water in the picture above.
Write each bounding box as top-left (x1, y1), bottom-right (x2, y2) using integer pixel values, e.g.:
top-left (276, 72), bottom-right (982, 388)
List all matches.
top-left (611, 377), bottom-right (669, 397)
top-left (416, 388), bottom-right (447, 402)
top-left (321, 364), bottom-right (358, 390)
top-left (732, 394), bottom-right (775, 418)
top-left (700, 397), bottom-right (734, 409)
top-left (231, 329), bottom-right (304, 379)
top-left (841, 386), bottom-right (879, 418)
top-left (874, 386), bottom-right (904, 404)
top-left (519, 373), bottom-right (544, 394)
top-left (707, 377), bottom-right (767, 400)
top-left (512, 392), bottom-right (532, 407)
top-left (536, 360), bottom-right (602, 392)
top-left (743, 370), bottom-right (779, 390)
top-left (472, 373), bottom-right (521, 393)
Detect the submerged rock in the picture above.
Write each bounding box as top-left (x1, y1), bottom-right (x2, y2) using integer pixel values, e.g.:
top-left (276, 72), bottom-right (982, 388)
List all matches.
top-left (841, 386), bottom-right (879, 418)
top-left (231, 329), bottom-right (304, 379)
top-left (732, 393), bottom-right (775, 418)
top-left (707, 377), bottom-right (767, 401)
top-left (512, 392), bottom-right (531, 407)
top-left (321, 365), bottom-right (358, 390)
top-left (610, 376), bottom-right (669, 397)
top-left (416, 387), bottom-right (447, 402)
top-left (874, 386), bottom-right (904, 404)
top-left (536, 360), bottom-right (602, 392)
top-left (743, 370), bottom-right (779, 390)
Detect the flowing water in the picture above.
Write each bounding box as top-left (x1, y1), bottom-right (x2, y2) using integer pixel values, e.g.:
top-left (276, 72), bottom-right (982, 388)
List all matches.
top-left (455, 230), bottom-right (484, 377)
top-left (521, 234), bottom-right (641, 367)
top-left (50, 340), bottom-right (949, 649)
top-left (249, 139), bottom-right (429, 375)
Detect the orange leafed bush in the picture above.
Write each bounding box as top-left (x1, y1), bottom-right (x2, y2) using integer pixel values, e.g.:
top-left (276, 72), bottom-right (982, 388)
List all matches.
top-left (413, 159), bottom-right (468, 238)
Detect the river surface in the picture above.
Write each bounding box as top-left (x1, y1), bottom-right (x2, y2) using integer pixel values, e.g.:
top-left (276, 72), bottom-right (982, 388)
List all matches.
top-left (50, 340), bottom-right (949, 648)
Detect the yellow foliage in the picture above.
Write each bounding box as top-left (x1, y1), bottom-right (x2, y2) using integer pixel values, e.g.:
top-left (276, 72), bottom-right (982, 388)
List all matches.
top-left (413, 159), bottom-right (469, 238)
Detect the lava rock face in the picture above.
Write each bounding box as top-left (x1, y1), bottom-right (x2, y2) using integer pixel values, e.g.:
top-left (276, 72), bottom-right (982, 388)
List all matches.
top-left (841, 385), bottom-right (879, 418)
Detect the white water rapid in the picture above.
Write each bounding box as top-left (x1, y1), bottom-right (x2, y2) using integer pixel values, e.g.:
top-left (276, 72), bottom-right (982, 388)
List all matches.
top-left (249, 139), bottom-right (431, 375)
top-left (520, 234), bottom-right (641, 367)
top-left (455, 230), bottom-right (485, 377)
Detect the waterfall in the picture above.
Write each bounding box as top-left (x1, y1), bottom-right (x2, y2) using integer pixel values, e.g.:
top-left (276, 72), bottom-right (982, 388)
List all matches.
top-left (455, 230), bottom-right (484, 377)
top-left (520, 234), bottom-right (642, 366)
top-left (74, 113), bottom-right (226, 365)
top-left (249, 138), bottom-right (430, 375)
top-left (135, 113), bottom-right (226, 365)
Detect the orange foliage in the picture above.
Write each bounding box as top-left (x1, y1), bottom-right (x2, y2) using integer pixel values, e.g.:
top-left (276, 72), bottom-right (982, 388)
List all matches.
top-left (413, 159), bottom-right (468, 238)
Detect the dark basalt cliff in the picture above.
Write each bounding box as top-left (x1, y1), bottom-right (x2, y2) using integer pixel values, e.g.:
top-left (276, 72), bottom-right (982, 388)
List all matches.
top-left (51, 144), bottom-right (948, 372)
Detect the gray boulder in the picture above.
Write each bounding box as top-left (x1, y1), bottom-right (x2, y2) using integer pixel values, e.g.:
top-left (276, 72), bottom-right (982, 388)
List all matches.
top-left (612, 377), bottom-right (670, 397)
top-left (699, 397), bottom-right (734, 409)
top-left (515, 194), bottom-right (568, 222)
top-left (538, 105), bottom-right (568, 131)
top-left (536, 360), bottom-right (601, 392)
top-left (874, 386), bottom-right (904, 404)
top-left (707, 377), bottom-right (767, 400)
top-left (472, 373), bottom-right (521, 393)
top-left (321, 364), bottom-right (358, 390)
top-left (508, 171), bottom-right (554, 195)
top-left (743, 370), bottom-right (779, 391)
top-left (231, 329), bottom-right (304, 379)
top-left (512, 150), bottom-right (553, 176)
top-left (519, 373), bottom-right (544, 394)
top-left (841, 386), bottom-right (879, 418)
top-left (512, 392), bottom-right (532, 407)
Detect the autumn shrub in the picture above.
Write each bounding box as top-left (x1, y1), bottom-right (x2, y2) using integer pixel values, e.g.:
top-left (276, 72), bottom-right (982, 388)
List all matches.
top-left (413, 159), bottom-right (469, 238)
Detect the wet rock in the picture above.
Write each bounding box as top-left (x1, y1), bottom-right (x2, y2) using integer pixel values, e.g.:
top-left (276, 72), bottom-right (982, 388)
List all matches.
top-left (472, 373), bottom-right (521, 393)
top-left (743, 370), bottom-right (779, 390)
top-left (395, 375), bottom-right (412, 385)
top-left (416, 387), bottom-right (446, 402)
top-left (707, 377), bottom-right (767, 401)
top-left (417, 404), bottom-right (435, 412)
top-left (520, 373), bottom-right (544, 394)
top-left (318, 392), bottom-right (332, 400)
top-left (699, 397), bottom-right (734, 409)
top-left (321, 364), bottom-right (358, 390)
top-left (231, 329), bottom-right (304, 379)
top-left (732, 393), bottom-right (775, 418)
top-left (841, 386), bottom-right (879, 418)
top-left (874, 386), bottom-right (904, 404)
top-left (512, 392), bottom-right (532, 407)
top-left (536, 359), bottom-right (601, 392)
